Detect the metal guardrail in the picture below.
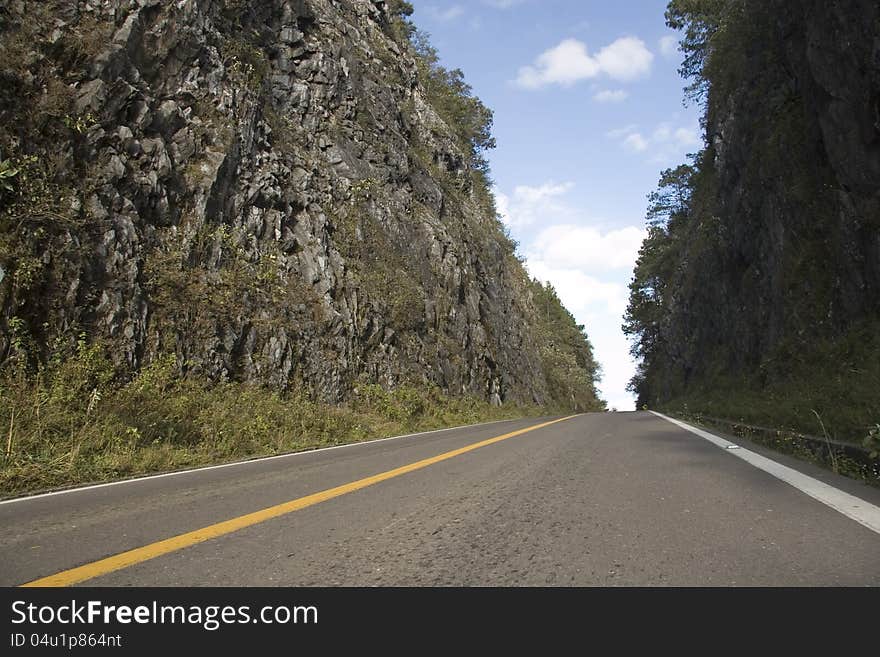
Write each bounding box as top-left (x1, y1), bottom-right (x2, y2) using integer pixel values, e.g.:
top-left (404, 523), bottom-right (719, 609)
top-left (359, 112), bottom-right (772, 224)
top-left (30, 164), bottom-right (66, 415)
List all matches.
top-left (692, 414), bottom-right (870, 452)
top-left (668, 412), bottom-right (879, 484)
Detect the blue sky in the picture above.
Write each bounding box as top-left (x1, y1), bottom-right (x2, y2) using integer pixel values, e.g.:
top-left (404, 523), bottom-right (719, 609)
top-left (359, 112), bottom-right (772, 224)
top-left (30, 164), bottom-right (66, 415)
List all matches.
top-left (410, 0), bottom-right (702, 410)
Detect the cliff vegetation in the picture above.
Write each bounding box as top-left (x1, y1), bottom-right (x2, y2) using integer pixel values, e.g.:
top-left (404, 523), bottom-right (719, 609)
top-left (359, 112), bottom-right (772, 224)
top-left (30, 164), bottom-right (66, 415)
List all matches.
top-left (624, 0), bottom-right (879, 451)
top-left (0, 0), bottom-right (603, 494)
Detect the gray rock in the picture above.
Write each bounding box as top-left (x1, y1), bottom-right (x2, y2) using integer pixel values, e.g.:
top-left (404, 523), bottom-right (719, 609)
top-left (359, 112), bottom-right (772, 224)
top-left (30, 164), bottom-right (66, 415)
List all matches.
top-left (0, 0), bottom-right (595, 408)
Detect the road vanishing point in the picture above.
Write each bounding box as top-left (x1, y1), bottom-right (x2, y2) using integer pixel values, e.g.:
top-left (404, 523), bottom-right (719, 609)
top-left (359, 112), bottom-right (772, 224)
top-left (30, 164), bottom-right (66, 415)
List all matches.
top-left (2, 412), bottom-right (879, 586)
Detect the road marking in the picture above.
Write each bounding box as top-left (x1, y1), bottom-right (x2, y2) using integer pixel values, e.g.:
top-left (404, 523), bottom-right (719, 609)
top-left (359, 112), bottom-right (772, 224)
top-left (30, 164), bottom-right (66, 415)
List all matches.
top-left (21, 415), bottom-right (579, 587)
top-left (651, 411), bottom-right (880, 535)
top-left (0, 417), bottom-right (524, 506)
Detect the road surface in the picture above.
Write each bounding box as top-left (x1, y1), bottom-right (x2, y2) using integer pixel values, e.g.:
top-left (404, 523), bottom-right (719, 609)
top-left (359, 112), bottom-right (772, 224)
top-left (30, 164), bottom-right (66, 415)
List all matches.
top-left (1, 412), bottom-right (878, 586)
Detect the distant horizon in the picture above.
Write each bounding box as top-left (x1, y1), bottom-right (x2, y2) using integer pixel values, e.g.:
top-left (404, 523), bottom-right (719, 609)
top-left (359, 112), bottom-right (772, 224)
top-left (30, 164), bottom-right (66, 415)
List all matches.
top-left (413, 0), bottom-right (701, 410)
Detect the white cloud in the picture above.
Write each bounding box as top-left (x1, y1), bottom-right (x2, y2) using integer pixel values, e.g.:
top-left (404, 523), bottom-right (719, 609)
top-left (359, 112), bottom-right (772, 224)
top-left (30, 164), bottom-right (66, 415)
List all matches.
top-left (623, 132), bottom-right (648, 152)
top-left (606, 124), bottom-right (638, 139)
top-left (482, 0), bottom-right (525, 7)
top-left (611, 121), bottom-right (702, 159)
top-left (590, 327), bottom-right (638, 411)
top-left (499, 180), bottom-right (645, 411)
top-left (527, 259), bottom-right (628, 317)
top-left (514, 181), bottom-right (574, 204)
top-left (499, 192), bottom-right (638, 413)
top-left (526, 219), bottom-right (645, 410)
top-left (593, 89), bottom-right (628, 103)
top-left (674, 126), bottom-right (701, 147)
top-left (525, 252), bottom-right (641, 411)
top-left (659, 35), bottom-right (678, 58)
top-left (427, 5), bottom-right (464, 22)
top-left (515, 37), bottom-right (653, 89)
top-left (652, 124), bottom-right (672, 142)
top-left (594, 36), bottom-right (655, 81)
top-left (515, 39), bottom-right (599, 88)
top-left (530, 224), bottom-right (646, 274)
top-left (493, 181), bottom-right (574, 228)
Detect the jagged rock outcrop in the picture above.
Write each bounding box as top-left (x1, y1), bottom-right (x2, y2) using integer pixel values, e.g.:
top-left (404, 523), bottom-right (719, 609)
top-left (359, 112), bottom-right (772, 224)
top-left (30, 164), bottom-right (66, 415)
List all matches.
top-left (626, 0), bottom-right (878, 434)
top-left (696, 0), bottom-right (880, 369)
top-left (0, 0), bottom-right (602, 409)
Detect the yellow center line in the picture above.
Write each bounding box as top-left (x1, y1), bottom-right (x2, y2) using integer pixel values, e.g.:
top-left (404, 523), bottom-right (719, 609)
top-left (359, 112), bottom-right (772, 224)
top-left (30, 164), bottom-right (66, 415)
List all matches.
top-left (22, 415), bottom-right (580, 587)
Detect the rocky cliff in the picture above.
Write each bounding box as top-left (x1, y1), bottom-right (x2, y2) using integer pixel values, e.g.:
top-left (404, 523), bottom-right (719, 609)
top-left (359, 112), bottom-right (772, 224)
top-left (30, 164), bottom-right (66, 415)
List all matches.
top-left (625, 0), bottom-right (879, 437)
top-left (0, 0), bottom-right (603, 410)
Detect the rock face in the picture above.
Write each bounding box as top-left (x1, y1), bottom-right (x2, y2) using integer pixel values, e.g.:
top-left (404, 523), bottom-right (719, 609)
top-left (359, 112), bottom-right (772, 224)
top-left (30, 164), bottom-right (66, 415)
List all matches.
top-left (635, 0), bottom-right (879, 403)
top-left (0, 0), bottom-right (602, 408)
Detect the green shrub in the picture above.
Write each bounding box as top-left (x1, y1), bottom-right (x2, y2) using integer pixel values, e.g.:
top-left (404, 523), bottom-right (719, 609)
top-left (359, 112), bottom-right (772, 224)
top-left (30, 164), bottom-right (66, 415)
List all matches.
top-left (0, 347), bottom-right (543, 496)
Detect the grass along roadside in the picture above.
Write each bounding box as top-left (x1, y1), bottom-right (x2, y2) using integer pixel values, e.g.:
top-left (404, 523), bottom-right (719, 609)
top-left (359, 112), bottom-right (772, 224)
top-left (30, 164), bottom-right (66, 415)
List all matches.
top-left (0, 344), bottom-right (549, 498)
top-left (654, 319), bottom-right (879, 442)
top-left (661, 408), bottom-right (880, 487)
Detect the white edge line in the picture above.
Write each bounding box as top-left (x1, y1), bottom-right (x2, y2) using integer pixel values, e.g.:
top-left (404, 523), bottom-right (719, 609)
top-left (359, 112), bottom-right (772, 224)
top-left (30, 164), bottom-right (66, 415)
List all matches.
top-left (651, 411), bottom-right (880, 536)
top-left (0, 416), bottom-right (534, 507)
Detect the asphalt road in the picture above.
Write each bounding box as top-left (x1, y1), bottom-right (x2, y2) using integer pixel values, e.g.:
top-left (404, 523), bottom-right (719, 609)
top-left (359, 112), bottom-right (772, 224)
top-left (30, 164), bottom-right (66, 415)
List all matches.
top-left (2, 412), bottom-right (879, 586)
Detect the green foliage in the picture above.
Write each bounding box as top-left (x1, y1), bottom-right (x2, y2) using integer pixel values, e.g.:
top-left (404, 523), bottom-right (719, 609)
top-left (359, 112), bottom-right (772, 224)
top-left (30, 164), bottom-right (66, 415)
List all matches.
top-left (0, 158), bottom-right (24, 194)
top-left (865, 425), bottom-right (880, 461)
top-left (665, 0), bottom-right (730, 105)
top-left (0, 153), bottom-right (71, 222)
top-left (0, 2), bottom-right (99, 369)
top-left (627, 1), bottom-right (877, 448)
top-left (0, 349), bottom-right (542, 496)
top-left (349, 178), bottom-right (380, 203)
top-left (61, 112), bottom-right (97, 135)
top-left (263, 106), bottom-right (299, 153)
top-left (351, 383), bottom-right (504, 428)
top-left (645, 163), bottom-right (695, 227)
top-left (386, 1), bottom-right (417, 43)
top-left (46, 334), bottom-right (116, 406)
top-left (0, 149), bottom-right (82, 366)
top-left (6, 316), bottom-right (35, 362)
top-left (657, 319), bottom-right (880, 445)
top-left (222, 37), bottom-right (270, 92)
top-left (408, 29), bottom-right (496, 175)
top-left (623, 162), bottom-right (696, 401)
top-left (143, 223), bottom-right (316, 340)
top-left (531, 280), bottom-right (604, 412)
top-left (333, 207), bottom-right (425, 332)
top-left (388, 0), bottom-right (415, 18)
